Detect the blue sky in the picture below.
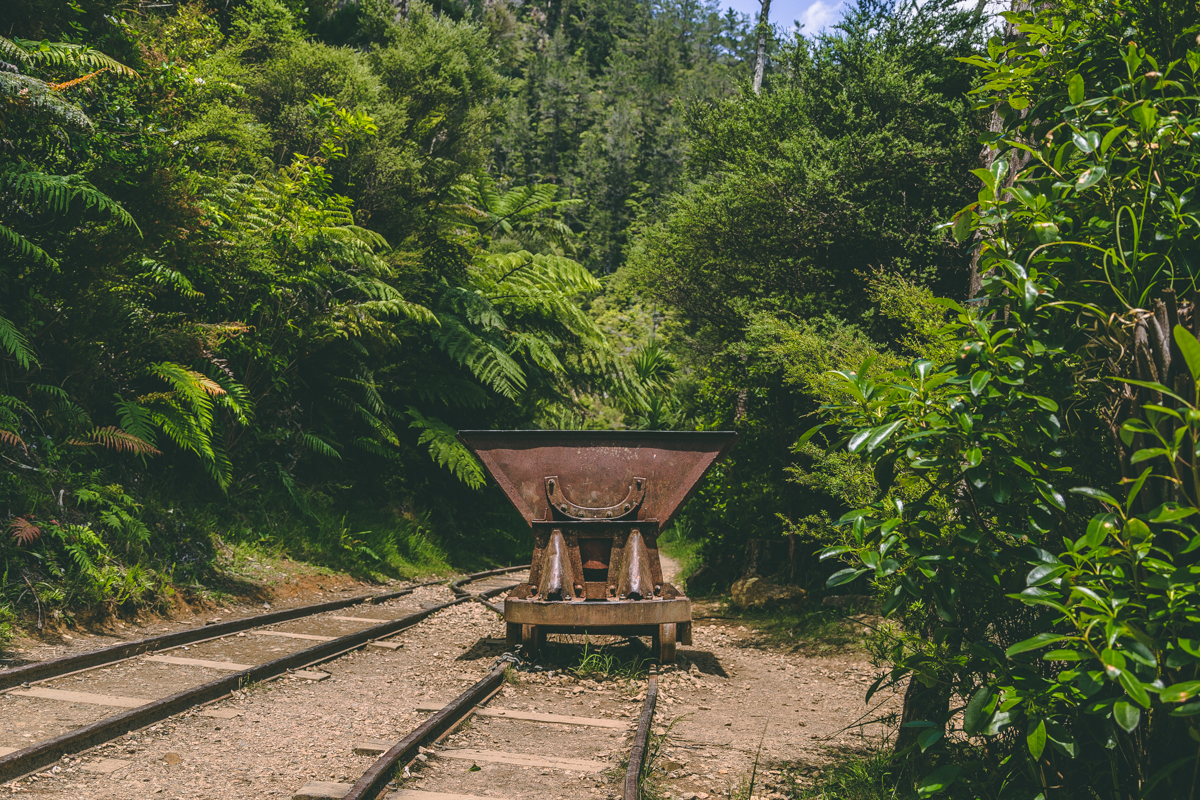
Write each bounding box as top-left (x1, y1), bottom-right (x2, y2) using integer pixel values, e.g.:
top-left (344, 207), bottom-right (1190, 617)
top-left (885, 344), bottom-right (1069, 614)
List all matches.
top-left (723, 0), bottom-right (847, 35)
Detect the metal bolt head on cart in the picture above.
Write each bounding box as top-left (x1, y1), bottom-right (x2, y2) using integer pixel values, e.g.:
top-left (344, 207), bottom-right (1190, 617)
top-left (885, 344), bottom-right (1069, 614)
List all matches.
top-left (456, 430), bottom-right (738, 662)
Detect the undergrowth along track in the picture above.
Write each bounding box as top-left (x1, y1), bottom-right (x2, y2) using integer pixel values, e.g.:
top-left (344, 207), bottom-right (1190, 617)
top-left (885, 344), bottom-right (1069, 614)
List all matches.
top-left (0, 566), bottom-right (526, 783)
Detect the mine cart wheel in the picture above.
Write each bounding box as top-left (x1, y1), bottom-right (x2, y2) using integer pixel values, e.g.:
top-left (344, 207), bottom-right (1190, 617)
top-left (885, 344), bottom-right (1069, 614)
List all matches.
top-left (506, 622), bottom-right (522, 649)
top-left (657, 622), bottom-right (677, 664)
top-left (521, 624), bottom-right (544, 657)
top-left (678, 621), bottom-right (693, 646)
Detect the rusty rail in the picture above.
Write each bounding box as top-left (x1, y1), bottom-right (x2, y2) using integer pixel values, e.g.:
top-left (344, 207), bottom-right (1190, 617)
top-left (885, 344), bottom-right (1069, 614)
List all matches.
top-left (624, 667), bottom-right (659, 800)
top-left (0, 578), bottom-right (449, 691)
top-left (342, 661), bottom-right (510, 800)
top-left (0, 566), bottom-right (526, 783)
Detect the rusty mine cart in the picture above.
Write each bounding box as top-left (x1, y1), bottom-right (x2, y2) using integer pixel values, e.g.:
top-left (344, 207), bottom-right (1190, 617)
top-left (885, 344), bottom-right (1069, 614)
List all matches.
top-left (457, 430), bottom-right (737, 664)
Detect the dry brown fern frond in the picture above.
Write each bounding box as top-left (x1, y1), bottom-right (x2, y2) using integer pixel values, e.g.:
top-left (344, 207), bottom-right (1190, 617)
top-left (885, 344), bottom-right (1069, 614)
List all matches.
top-left (66, 425), bottom-right (161, 456)
top-left (0, 429), bottom-right (26, 452)
top-left (49, 68), bottom-right (106, 92)
top-left (8, 517), bottom-right (40, 545)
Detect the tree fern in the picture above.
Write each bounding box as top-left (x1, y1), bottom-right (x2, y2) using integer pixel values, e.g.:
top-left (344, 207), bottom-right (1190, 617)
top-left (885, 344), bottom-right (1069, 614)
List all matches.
top-left (2, 166), bottom-right (139, 230)
top-left (2, 36), bottom-right (138, 77)
top-left (1, 165), bottom-right (140, 265)
top-left (435, 313), bottom-right (528, 400)
top-left (405, 407), bottom-right (485, 489)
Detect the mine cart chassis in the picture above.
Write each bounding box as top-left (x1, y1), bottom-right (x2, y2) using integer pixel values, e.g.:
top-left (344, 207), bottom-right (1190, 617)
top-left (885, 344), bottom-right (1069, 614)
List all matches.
top-left (505, 597), bottom-right (692, 662)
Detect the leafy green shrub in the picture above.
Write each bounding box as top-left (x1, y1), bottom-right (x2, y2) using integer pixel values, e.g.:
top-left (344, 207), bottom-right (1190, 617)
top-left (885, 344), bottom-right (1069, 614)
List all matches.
top-left (812, 2), bottom-right (1200, 796)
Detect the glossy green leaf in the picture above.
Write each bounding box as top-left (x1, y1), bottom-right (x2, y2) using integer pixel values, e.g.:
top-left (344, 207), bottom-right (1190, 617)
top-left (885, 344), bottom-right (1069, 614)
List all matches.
top-left (1068, 73), bottom-right (1084, 104)
top-left (827, 568), bottom-right (868, 587)
top-left (970, 370), bottom-right (991, 396)
top-left (951, 210), bottom-right (972, 243)
top-left (917, 764), bottom-right (962, 797)
top-left (1007, 633), bottom-right (1067, 656)
top-left (1075, 166), bottom-right (1106, 191)
top-left (1148, 504), bottom-right (1196, 523)
top-left (917, 727), bottom-right (943, 752)
top-left (1072, 486), bottom-right (1119, 505)
top-left (963, 687), bottom-right (993, 735)
top-left (866, 420), bottom-right (905, 452)
top-left (1027, 719), bottom-right (1046, 759)
top-left (848, 428), bottom-right (873, 453)
top-left (1161, 681), bottom-right (1200, 703)
top-left (1118, 668), bottom-right (1151, 708)
top-left (795, 423), bottom-right (828, 447)
top-left (1175, 325), bottom-right (1200, 383)
top-left (1114, 700), bottom-right (1141, 732)
top-left (819, 545), bottom-right (853, 561)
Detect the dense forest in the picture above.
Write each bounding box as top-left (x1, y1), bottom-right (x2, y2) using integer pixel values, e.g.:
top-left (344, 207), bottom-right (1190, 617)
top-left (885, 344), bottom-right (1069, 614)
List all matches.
top-left (4, 0), bottom-right (1200, 796)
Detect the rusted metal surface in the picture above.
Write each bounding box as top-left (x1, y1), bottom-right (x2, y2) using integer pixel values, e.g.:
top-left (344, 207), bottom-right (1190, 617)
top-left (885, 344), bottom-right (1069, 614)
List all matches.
top-left (459, 430), bottom-right (736, 662)
top-left (504, 598), bottom-right (691, 626)
top-left (624, 667), bottom-right (659, 800)
top-left (342, 661), bottom-right (509, 800)
top-left (456, 431), bottom-right (737, 529)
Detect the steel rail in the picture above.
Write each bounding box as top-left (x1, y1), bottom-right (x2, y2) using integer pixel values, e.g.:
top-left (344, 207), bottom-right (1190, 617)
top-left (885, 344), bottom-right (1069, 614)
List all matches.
top-left (0, 567), bottom-right (526, 783)
top-left (341, 661), bottom-right (510, 800)
top-left (447, 564), bottom-right (528, 596)
top-left (0, 579), bottom-right (446, 692)
top-left (624, 666), bottom-right (659, 800)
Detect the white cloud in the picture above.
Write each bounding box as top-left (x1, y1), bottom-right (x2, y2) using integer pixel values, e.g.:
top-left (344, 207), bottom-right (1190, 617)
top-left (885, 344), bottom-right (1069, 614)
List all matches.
top-left (802, 0), bottom-right (844, 33)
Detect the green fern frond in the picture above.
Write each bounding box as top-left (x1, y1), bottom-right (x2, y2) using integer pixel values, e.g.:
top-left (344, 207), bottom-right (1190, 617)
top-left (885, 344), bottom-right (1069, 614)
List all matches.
top-left (277, 464), bottom-right (314, 516)
top-left (150, 362), bottom-right (221, 430)
top-left (0, 36), bottom-right (29, 64)
top-left (412, 376), bottom-right (490, 408)
top-left (351, 437), bottom-right (402, 461)
top-left (0, 221), bottom-right (55, 265)
top-left (348, 276), bottom-right (438, 325)
top-left (204, 436), bottom-right (234, 491)
top-left (405, 407), bottom-right (485, 489)
top-left (203, 368), bottom-right (253, 426)
top-left (2, 166), bottom-right (139, 232)
top-left (113, 398), bottom-right (159, 447)
top-left (140, 259), bottom-right (203, 299)
top-left (149, 404), bottom-right (215, 462)
top-left (508, 331), bottom-right (565, 373)
top-left (9, 37), bottom-right (138, 77)
top-left (0, 312), bottom-right (38, 369)
top-left (301, 432), bottom-right (342, 459)
top-left (435, 314), bottom-right (527, 400)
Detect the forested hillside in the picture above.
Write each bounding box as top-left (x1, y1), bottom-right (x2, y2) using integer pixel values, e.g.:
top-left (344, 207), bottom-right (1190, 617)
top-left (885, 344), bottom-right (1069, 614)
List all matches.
top-left (0, 0), bottom-right (762, 631)
top-left (5, 0), bottom-right (1200, 795)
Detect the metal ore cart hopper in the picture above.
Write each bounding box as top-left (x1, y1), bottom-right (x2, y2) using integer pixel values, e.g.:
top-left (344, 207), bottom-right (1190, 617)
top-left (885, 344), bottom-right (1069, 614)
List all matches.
top-left (457, 430), bottom-right (738, 663)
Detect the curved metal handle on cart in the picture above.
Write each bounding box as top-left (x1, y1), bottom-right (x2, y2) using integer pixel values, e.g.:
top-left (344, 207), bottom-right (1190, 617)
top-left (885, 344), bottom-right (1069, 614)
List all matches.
top-left (544, 475), bottom-right (646, 520)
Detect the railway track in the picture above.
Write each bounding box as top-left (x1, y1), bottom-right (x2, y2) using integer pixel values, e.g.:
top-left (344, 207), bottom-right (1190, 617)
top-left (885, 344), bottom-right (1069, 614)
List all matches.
top-left (0, 567), bottom-right (526, 786)
top-left (0, 567), bottom-right (664, 800)
top-left (299, 658), bottom-right (659, 800)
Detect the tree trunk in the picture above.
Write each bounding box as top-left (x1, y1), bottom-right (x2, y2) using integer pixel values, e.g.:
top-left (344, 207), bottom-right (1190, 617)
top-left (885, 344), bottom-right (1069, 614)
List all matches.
top-left (752, 0), bottom-right (771, 95)
top-left (966, 2), bottom-right (1033, 298)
